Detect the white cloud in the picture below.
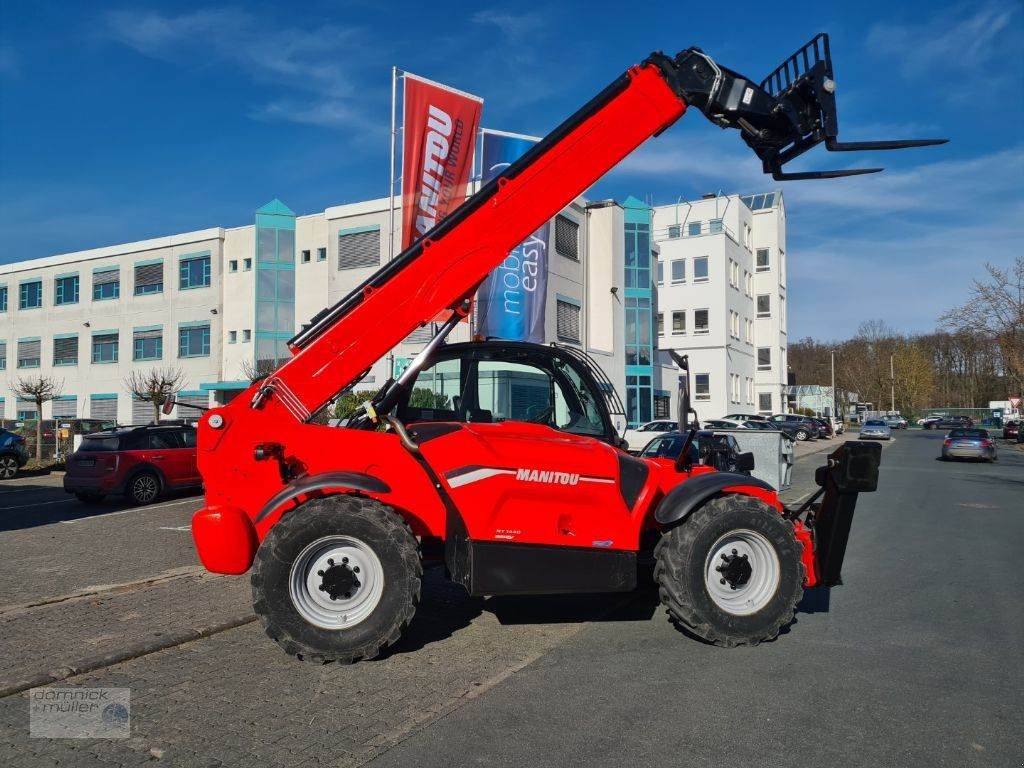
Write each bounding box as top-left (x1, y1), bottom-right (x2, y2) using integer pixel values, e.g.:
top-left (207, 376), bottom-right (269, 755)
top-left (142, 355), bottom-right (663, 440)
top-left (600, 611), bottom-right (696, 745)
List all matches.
top-left (103, 8), bottom-right (378, 131)
top-left (867, 3), bottom-right (1020, 79)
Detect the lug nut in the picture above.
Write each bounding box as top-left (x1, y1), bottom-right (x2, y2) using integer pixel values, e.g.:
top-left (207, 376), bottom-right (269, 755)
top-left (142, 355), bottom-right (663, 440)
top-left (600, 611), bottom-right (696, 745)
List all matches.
top-left (318, 584), bottom-right (326, 591)
top-left (731, 549), bottom-right (738, 555)
top-left (327, 559), bottom-right (334, 566)
top-left (720, 578), bottom-right (726, 585)
top-left (353, 567), bottom-right (360, 573)
top-left (342, 557), bottom-right (349, 564)
top-left (317, 570), bottom-right (324, 577)
top-left (344, 592), bottom-right (351, 599)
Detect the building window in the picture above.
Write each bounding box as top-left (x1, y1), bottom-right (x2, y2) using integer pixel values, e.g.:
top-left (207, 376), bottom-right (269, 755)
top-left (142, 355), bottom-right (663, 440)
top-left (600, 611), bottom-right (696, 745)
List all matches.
top-left (243, 258), bottom-right (252, 271)
top-left (624, 296), bottom-right (651, 366)
top-left (228, 330), bottom-right (237, 344)
top-left (729, 310), bottom-right (739, 338)
top-left (229, 260), bottom-right (238, 272)
top-left (746, 319), bottom-right (753, 343)
top-left (656, 261), bottom-right (664, 284)
top-left (0, 286), bottom-right (7, 312)
top-left (338, 229), bottom-right (380, 270)
top-left (671, 260), bottom-right (685, 283)
top-left (654, 394), bottom-right (671, 418)
top-left (93, 268), bottom-right (120, 300)
top-left (133, 328), bottom-right (163, 361)
top-left (17, 338), bottom-right (41, 368)
top-left (555, 215), bottom-right (579, 261)
top-left (317, 247), bottom-right (327, 261)
top-left (556, 298), bottom-right (581, 342)
top-left (19, 280), bottom-right (42, 310)
top-left (626, 374), bottom-right (653, 427)
top-left (780, 295), bottom-right (786, 325)
top-left (756, 248), bottom-right (770, 272)
top-left (757, 347), bottom-right (771, 370)
top-left (687, 221), bottom-right (701, 236)
top-left (624, 222), bottom-right (650, 289)
top-left (53, 335), bottom-right (78, 366)
top-left (757, 294), bottom-right (771, 317)
top-left (134, 261), bottom-right (164, 296)
top-left (744, 271), bottom-right (752, 296)
top-left (694, 373), bottom-right (710, 401)
top-left (92, 333), bottom-right (119, 364)
top-left (242, 329), bottom-right (251, 342)
top-left (0, 342), bottom-right (6, 370)
top-left (694, 257), bottom-right (709, 282)
top-left (178, 324), bottom-right (211, 358)
top-left (709, 218), bottom-right (723, 234)
top-left (667, 224), bottom-right (680, 239)
top-left (656, 312), bottom-right (664, 336)
top-left (55, 275), bottom-right (79, 305)
top-left (694, 309), bottom-right (709, 335)
top-left (672, 311), bottom-right (686, 334)
top-left (180, 254), bottom-right (212, 289)
top-left (301, 249), bottom-right (311, 263)
top-left (759, 392), bottom-right (772, 414)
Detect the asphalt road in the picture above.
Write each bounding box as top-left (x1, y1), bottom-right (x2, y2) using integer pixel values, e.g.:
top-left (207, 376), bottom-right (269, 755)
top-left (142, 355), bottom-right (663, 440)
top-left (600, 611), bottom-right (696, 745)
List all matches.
top-left (1, 431), bottom-right (1021, 766)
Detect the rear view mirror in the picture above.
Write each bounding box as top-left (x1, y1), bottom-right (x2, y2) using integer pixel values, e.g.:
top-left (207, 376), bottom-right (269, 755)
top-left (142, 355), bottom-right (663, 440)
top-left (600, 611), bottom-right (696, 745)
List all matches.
top-left (161, 397), bottom-right (176, 416)
top-left (735, 451), bottom-right (755, 473)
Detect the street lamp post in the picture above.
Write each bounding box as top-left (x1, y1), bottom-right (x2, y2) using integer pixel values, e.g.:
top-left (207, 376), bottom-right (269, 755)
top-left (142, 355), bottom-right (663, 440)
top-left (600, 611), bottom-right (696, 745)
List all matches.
top-left (831, 349), bottom-right (837, 420)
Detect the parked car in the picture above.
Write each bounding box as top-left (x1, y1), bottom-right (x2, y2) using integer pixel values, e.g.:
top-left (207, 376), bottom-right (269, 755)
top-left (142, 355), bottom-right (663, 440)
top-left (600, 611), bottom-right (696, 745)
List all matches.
top-left (0, 429), bottom-right (29, 479)
top-left (623, 419), bottom-right (677, 453)
top-left (638, 430), bottom-right (751, 475)
top-left (941, 428), bottom-right (997, 462)
top-left (925, 415), bottom-right (973, 430)
top-left (703, 418), bottom-right (801, 444)
top-left (882, 415), bottom-right (908, 430)
top-left (769, 414), bottom-right (819, 441)
top-left (63, 423), bottom-right (201, 504)
top-left (859, 419), bottom-right (892, 441)
top-left (917, 416), bottom-right (941, 428)
top-left (810, 417), bottom-right (835, 438)
top-left (722, 413), bottom-right (768, 422)
top-left (1002, 421), bottom-right (1019, 440)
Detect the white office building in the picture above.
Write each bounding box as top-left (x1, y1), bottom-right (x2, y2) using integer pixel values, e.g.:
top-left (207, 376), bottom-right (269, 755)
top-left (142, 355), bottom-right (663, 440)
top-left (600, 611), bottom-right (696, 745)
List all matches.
top-left (651, 191), bottom-right (788, 422)
top-left (0, 196), bottom-right (624, 425)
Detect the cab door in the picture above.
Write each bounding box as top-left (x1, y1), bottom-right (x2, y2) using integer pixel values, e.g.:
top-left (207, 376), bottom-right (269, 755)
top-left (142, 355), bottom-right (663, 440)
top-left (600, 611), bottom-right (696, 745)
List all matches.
top-left (404, 347), bottom-right (639, 551)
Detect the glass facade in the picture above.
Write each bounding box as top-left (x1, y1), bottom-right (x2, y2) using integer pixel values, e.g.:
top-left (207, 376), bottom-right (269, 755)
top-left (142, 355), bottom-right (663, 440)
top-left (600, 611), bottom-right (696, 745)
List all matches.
top-left (622, 196), bottom-right (654, 427)
top-left (253, 200), bottom-right (296, 368)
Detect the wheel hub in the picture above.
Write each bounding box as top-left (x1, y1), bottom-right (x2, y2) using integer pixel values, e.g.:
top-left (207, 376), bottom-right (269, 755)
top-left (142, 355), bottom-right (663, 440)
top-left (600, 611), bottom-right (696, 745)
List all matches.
top-left (318, 558), bottom-right (361, 601)
top-left (715, 549), bottom-right (752, 590)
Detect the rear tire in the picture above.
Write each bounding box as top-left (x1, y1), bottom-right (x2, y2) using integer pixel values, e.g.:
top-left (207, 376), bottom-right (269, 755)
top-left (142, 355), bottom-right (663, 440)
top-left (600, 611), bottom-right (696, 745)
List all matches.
top-left (795, 429), bottom-right (808, 441)
top-left (252, 495), bottom-right (421, 663)
top-left (126, 471), bottom-right (160, 505)
top-left (655, 495), bottom-right (804, 647)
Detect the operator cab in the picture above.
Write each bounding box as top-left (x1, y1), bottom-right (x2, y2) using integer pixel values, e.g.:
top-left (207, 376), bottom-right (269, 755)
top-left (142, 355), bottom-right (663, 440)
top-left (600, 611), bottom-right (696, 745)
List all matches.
top-left (393, 340), bottom-right (624, 446)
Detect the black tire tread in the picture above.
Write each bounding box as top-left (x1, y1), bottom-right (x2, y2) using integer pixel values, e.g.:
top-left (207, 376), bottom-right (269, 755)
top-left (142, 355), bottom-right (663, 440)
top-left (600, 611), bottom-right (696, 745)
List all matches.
top-left (654, 495), bottom-right (804, 648)
top-left (251, 494), bottom-right (421, 664)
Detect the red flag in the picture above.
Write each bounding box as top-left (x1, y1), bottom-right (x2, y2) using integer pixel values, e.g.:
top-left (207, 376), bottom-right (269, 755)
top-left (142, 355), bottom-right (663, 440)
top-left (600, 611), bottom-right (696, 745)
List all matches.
top-left (401, 74), bottom-right (482, 251)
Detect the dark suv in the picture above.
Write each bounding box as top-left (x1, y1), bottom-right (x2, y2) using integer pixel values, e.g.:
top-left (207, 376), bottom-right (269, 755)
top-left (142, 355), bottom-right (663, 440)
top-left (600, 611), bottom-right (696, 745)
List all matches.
top-left (63, 424), bottom-right (201, 504)
top-left (769, 414), bottom-right (820, 441)
top-left (0, 429), bottom-right (29, 479)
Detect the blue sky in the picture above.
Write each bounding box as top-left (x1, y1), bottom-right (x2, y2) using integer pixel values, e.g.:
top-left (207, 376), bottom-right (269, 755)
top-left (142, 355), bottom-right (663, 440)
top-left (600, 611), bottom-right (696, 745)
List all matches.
top-left (1, 0), bottom-right (1021, 339)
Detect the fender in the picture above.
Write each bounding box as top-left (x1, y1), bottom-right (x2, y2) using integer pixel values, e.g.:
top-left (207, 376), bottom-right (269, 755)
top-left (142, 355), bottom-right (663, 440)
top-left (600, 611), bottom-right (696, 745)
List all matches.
top-left (654, 471), bottom-right (775, 526)
top-left (253, 471), bottom-right (391, 524)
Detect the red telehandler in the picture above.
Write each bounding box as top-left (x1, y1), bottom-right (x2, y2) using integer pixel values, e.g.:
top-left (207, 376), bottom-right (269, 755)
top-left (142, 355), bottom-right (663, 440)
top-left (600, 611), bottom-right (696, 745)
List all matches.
top-left (187, 35), bottom-right (944, 661)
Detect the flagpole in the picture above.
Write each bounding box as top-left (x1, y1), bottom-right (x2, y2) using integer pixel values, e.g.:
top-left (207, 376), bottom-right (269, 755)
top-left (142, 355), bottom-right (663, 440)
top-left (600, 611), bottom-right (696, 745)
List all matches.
top-left (388, 65), bottom-right (398, 265)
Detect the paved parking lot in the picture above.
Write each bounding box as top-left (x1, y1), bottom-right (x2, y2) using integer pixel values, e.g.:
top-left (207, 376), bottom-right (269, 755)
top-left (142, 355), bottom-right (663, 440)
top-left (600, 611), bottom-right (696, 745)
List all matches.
top-left (1, 431), bottom-right (1021, 766)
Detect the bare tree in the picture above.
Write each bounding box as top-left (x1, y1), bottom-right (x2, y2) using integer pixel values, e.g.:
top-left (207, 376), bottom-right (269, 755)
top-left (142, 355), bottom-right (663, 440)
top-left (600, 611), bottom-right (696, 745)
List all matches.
top-left (124, 367), bottom-right (186, 424)
top-left (241, 358), bottom-right (278, 383)
top-left (11, 376), bottom-right (63, 461)
top-left (941, 256), bottom-right (1024, 397)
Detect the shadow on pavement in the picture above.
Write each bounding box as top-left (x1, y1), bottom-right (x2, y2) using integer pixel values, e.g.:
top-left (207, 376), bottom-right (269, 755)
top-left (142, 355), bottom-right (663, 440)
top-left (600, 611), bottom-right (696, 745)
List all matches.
top-left (0, 486), bottom-right (203, 533)
top-left (486, 584), bottom-right (660, 626)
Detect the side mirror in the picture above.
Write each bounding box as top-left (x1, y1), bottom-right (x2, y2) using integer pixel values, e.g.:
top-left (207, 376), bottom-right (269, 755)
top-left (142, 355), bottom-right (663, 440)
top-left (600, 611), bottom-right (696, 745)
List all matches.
top-left (161, 397), bottom-right (176, 416)
top-left (735, 451), bottom-right (755, 473)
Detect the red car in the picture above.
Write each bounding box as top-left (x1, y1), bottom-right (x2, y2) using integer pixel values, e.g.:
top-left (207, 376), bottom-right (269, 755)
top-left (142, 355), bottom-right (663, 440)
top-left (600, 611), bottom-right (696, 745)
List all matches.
top-left (1004, 421), bottom-right (1020, 440)
top-left (64, 424), bottom-right (201, 504)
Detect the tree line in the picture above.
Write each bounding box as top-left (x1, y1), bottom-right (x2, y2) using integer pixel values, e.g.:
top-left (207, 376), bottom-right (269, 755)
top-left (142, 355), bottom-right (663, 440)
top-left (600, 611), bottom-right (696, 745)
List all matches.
top-left (789, 256), bottom-right (1023, 416)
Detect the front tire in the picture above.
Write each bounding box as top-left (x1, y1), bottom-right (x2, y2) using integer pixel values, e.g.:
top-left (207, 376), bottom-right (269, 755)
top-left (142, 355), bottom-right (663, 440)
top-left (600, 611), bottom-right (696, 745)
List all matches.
top-left (252, 495), bottom-right (421, 663)
top-left (655, 495), bottom-right (804, 647)
top-left (0, 455), bottom-right (18, 479)
top-left (795, 429), bottom-right (808, 441)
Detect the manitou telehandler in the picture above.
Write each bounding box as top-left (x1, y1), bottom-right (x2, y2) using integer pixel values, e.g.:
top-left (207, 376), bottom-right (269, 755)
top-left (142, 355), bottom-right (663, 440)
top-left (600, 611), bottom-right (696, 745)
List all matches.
top-left (187, 35), bottom-right (944, 661)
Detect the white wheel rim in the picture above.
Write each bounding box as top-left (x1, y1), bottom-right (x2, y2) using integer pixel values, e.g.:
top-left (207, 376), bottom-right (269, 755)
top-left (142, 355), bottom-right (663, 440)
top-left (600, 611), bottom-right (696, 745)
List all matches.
top-left (133, 475), bottom-right (158, 502)
top-left (289, 535), bottom-right (385, 630)
top-left (704, 529), bottom-right (781, 616)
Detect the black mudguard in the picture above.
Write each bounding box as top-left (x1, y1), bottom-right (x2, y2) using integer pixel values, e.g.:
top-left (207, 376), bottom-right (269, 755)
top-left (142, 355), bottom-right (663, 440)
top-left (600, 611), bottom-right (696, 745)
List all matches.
top-left (254, 471), bottom-right (390, 523)
top-left (655, 471), bottom-right (775, 526)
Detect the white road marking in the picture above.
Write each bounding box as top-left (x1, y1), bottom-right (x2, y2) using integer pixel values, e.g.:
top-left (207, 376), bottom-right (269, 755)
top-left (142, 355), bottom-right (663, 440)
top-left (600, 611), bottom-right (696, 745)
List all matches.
top-left (57, 498), bottom-right (201, 524)
top-left (158, 525), bottom-right (192, 532)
